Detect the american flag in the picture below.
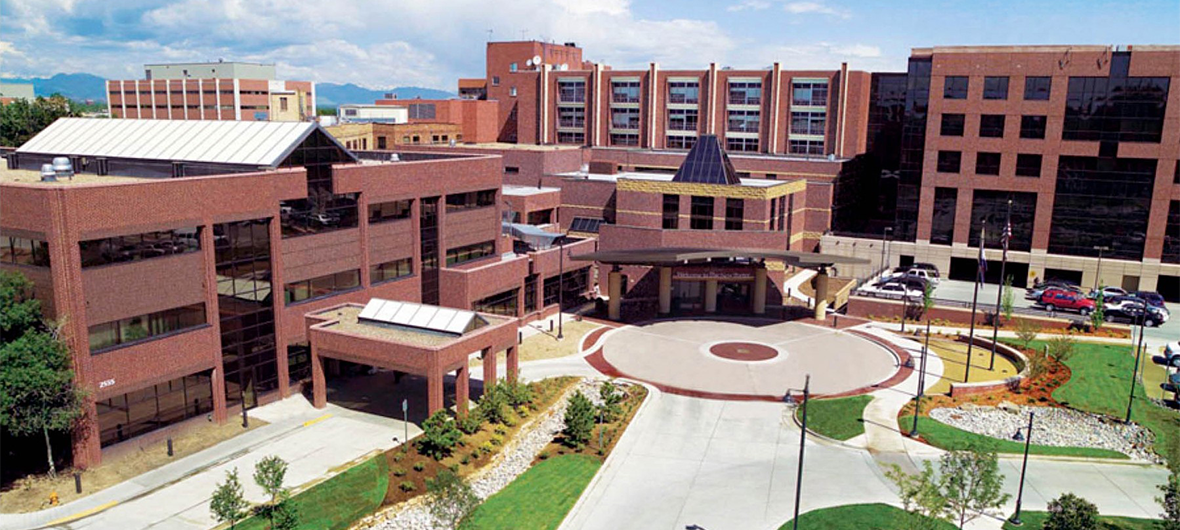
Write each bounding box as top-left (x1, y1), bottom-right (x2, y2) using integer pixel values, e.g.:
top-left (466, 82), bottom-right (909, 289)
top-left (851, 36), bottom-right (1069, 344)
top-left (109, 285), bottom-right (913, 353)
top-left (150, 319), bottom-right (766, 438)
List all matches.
top-left (977, 228), bottom-right (987, 284)
top-left (1000, 218), bottom-right (1012, 256)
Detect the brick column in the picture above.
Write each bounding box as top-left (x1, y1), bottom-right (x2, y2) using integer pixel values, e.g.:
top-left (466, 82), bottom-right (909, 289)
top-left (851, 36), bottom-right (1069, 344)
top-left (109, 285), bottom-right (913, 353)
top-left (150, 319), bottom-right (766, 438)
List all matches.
top-left (482, 347), bottom-right (497, 386)
top-left (705, 279), bottom-right (718, 313)
top-left (753, 267), bottom-right (767, 314)
top-left (658, 266), bottom-right (672, 314)
top-left (506, 346), bottom-right (519, 383)
top-left (607, 270), bottom-right (622, 320)
top-left (456, 365), bottom-right (469, 418)
top-left (814, 269), bottom-right (830, 320)
top-left (427, 369), bottom-right (445, 415)
top-left (311, 343), bottom-right (326, 409)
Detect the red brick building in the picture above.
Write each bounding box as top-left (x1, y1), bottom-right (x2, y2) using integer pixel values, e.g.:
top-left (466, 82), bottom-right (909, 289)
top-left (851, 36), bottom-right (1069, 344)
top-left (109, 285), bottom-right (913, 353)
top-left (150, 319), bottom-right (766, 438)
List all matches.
top-left (106, 62), bottom-right (315, 122)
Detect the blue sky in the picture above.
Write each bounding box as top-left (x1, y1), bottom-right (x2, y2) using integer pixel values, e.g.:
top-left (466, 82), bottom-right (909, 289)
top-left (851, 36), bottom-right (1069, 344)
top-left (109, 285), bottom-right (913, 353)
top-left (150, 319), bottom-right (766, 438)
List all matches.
top-left (2, 0), bottom-right (1177, 90)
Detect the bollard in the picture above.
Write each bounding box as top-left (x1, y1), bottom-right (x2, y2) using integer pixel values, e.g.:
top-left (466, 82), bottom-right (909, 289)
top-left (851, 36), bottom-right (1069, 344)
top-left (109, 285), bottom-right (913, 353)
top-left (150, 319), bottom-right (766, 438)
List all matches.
top-left (833, 315), bottom-right (839, 328)
top-left (74, 472), bottom-right (82, 494)
top-left (549, 320), bottom-right (554, 332)
top-left (518, 331), bottom-right (523, 344)
top-left (167, 437), bottom-right (174, 457)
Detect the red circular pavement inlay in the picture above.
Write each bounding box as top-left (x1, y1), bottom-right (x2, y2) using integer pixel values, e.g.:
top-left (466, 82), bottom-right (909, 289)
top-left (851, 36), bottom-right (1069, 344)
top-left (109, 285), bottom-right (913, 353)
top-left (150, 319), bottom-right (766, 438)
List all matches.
top-left (709, 342), bottom-right (778, 362)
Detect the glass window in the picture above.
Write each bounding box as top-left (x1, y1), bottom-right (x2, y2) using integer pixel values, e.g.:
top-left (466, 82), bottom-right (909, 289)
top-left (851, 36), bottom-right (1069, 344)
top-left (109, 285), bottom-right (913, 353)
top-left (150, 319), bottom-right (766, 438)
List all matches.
top-left (725, 198), bottom-right (744, 231)
top-left (372, 258), bottom-right (413, 284)
top-left (1015, 154), bottom-right (1042, 177)
top-left (611, 81), bottom-right (640, 103)
top-left (558, 79), bottom-right (586, 103)
top-left (790, 111), bottom-right (826, 136)
top-left (983, 76), bottom-right (1009, 100)
top-left (527, 209), bottom-right (553, 225)
top-left (610, 133), bottom-right (639, 146)
top-left (1019, 115), bottom-right (1047, 139)
top-left (726, 109), bottom-right (760, 133)
top-left (690, 196), bottom-right (714, 229)
top-left (975, 152), bottom-right (1001, 175)
top-left (79, 227), bottom-right (200, 268)
top-left (940, 113), bottom-right (965, 136)
top-left (727, 137), bottom-right (759, 152)
top-left (445, 241), bottom-right (496, 266)
top-left (1049, 156), bottom-right (1156, 260)
top-left (1024, 76), bottom-right (1051, 100)
top-left (943, 76), bottom-right (969, 99)
top-left (668, 108), bottom-right (698, 131)
top-left (668, 81), bottom-right (700, 104)
top-left (969, 190), bottom-right (1037, 251)
top-left (557, 106), bottom-right (585, 128)
top-left (284, 269), bottom-right (360, 305)
top-left (1063, 76), bottom-right (1170, 143)
top-left (97, 370), bottom-right (213, 447)
top-left (89, 303), bottom-right (207, 353)
top-left (727, 81), bottom-right (762, 105)
top-left (368, 199), bottom-right (412, 223)
top-left (543, 267), bottom-right (590, 308)
top-left (1165, 201), bottom-right (1180, 264)
top-left (445, 189), bottom-right (497, 212)
top-left (473, 288), bottom-right (518, 316)
top-left (662, 194), bottom-right (679, 229)
top-left (789, 139), bottom-right (823, 156)
top-left (931, 188), bottom-right (957, 245)
top-left (792, 81), bottom-right (829, 106)
top-left (979, 114), bottom-right (1005, 138)
top-left (557, 131), bottom-right (585, 145)
top-left (937, 151), bottom-right (962, 173)
top-left (610, 107), bottom-right (640, 130)
top-left (666, 135), bottom-right (697, 150)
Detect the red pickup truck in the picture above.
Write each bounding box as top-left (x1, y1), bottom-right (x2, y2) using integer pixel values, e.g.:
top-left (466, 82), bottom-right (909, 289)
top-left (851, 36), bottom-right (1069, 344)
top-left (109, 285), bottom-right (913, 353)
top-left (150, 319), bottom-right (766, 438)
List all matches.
top-left (1039, 288), bottom-right (1096, 315)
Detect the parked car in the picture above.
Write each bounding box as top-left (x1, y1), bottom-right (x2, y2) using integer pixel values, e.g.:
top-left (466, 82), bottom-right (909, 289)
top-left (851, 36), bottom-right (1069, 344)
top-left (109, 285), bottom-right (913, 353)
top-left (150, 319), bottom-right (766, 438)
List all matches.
top-left (1103, 297), bottom-right (1165, 327)
top-left (881, 274), bottom-right (930, 293)
top-left (860, 280), bottom-right (924, 299)
top-left (1088, 286), bottom-right (1127, 300)
top-left (308, 212), bottom-right (341, 226)
top-left (1026, 280), bottom-right (1083, 301)
top-left (1038, 288), bottom-right (1096, 315)
top-left (1164, 342), bottom-right (1180, 367)
top-left (1131, 291), bottom-right (1167, 309)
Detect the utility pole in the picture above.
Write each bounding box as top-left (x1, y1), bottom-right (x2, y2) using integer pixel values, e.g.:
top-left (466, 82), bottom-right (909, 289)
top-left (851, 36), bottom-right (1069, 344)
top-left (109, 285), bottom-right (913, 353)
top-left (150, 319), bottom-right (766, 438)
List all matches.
top-left (792, 375), bottom-right (810, 530)
top-left (1092, 245), bottom-right (1110, 291)
top-left (1008, 412), bottom-right (1035, 526)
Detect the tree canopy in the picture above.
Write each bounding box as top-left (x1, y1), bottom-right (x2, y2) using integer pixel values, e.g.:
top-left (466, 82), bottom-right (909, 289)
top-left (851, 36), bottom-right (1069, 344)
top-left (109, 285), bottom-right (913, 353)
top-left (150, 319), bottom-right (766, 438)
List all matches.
top-left (0, 94), bottom-right (80, 147)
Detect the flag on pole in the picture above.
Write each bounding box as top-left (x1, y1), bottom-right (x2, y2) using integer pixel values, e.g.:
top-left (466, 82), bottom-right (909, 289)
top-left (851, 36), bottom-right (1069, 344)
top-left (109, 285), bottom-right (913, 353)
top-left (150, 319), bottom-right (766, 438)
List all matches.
top-left (1001, 217), bottom-right (1012, 258)
top-left (977, 228), bottom-right (988, 284)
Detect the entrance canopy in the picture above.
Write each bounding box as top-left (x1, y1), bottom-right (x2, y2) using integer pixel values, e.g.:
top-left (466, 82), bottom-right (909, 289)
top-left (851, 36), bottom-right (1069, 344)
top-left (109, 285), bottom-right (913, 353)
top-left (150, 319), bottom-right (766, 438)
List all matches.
top-left (571, 247), bottom-right (868, 269)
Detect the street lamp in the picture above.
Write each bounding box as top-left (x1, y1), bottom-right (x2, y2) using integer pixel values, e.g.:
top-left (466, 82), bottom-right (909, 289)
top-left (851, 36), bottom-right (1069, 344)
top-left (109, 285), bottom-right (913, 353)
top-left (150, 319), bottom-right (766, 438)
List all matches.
top-left (792, 374), bottom-right (811, 530)
top-left (1008, 412), bottom-right (1035, 526)
top-left (909, 319), bottom-right (932, 437)
top-left (1092, 245), bottom-right (1110, 291)
top-left (1124, 305), bottom-right (1147, 423)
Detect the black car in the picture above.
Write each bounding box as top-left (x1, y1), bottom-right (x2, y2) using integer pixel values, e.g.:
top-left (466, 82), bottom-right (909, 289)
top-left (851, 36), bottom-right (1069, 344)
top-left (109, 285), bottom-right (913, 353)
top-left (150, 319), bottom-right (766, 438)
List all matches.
top-left (1104, 303), bottom-right (1163, 327)
top-left (1132, 291), bottom-right (1167, 309)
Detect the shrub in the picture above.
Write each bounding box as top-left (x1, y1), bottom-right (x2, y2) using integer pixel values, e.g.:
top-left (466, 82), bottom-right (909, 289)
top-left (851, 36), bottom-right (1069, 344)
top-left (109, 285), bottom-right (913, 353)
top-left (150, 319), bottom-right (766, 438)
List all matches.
top-left (413, 461), bottom-right (426, 472)
top-left (392, 466), bottom-right (407, 477)
top-left (478, 441), bottom-right (495, 455)
top-left (427, 469), bottom-right (479, 530)
top-left (460, 454), bottom-right (470, 465)
top-left (478, 383), bottom-right (510, 425)
top-left (490, 434), bottom-right (504, 446)
top-left (504, 381), bottom-right (535, 407)
top-left (1044, 493), bottom-right (1099, 530)
top-left (598, 381), bottom-right (623, 423)
top-left (562, 391), bottom-right (596, 448)
top-left (448, 463), bottom-right (460, 474)
top-left (493, 425), bottom-right (508, 436)
top-left (416, 410), bottom-right (462, 460)
top-left (1014, 318), bottom-right (1041, 350)
top-left (399, 481), bottom-right (416, 492)
top-left (538, 450), bottom-right (550, 460)
top-left (1046, 335), bottom-right (1076, 364)
top-left (456, 408), bottom-right (484, 435)
top-left (468, 451), bottom-right (480, 462)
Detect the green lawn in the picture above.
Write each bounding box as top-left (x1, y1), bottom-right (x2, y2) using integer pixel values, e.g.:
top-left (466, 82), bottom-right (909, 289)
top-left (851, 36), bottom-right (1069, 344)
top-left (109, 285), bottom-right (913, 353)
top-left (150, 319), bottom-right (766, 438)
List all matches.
top-left (777, 503), bottom-right (958, 530)
top-left (461, 454), bottom-right (601, 530)
top-left (1002, 511), bottom-right (1162, 530)
top-left (796, 395), bottom-right (872, 441)
top-left (899, 415), bottom-right (1129, 460)
top-left (235, 454), bottom-right (389, 530)
top-left (1011, 339), bottom-right (1180, 465)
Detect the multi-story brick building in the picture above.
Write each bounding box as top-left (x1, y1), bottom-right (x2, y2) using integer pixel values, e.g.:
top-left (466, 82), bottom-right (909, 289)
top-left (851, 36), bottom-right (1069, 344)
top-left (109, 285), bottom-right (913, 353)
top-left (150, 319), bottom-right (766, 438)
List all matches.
top-left (1, 118), bottom-right (593, 467)
top-left (106, 62), bottom-right (315, 122)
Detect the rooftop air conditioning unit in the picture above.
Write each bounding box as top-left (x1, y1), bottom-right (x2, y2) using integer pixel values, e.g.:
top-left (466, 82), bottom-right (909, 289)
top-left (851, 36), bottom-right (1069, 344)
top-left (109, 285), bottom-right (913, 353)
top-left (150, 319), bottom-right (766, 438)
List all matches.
top-left (40, 163), bottom-right (57, 182)
top-left (51, 157), bottom-right (74, 180)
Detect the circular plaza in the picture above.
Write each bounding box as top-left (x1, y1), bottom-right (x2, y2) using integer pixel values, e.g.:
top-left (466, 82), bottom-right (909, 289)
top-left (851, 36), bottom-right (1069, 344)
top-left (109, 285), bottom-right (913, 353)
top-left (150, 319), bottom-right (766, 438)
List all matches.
top-left (596, 319), bottom-right (901, 399)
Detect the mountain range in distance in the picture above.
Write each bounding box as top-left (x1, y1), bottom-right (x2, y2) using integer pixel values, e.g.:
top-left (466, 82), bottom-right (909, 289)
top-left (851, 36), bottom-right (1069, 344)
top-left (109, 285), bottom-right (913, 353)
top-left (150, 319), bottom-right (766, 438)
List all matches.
top-left (1, 73), bottom-right (456, 107)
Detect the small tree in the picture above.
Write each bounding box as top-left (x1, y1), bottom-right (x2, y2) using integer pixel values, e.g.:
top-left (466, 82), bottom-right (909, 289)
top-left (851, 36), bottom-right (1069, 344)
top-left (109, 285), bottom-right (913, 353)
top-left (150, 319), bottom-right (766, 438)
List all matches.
top-left (1043, 493), bottom-right (1099, 530)
top-left (1159, 470), bottom-right (1180, 530)
top-left (253, 455), bottom-right (289, 505)
top-left (940, 445), bottom-right (1010, 529)
top-left (884, 461), bottom-right (951, 530)
top-left (1001, 276), bottom-right (1015, 322)
top-left (1046, 334), bottom-right (1076, 364)
top-left (562, 392), bottom-right (595, 448)
top-left (456, 406), bottom-right (485, 435)
top-left (0, 271), bottom-right (86, 478)
top-left (1025, 346), bottom-right (1049, 381)
top-left (210, 468), bottom-right (249, 529)
top-left (417, 410), bottom-right (462, 459)
top-left (267, 496), bottom-right (300, 530)
top-left (504, 381), bottom-right (534, 408)
top-left (598, 381), bottom-right (623, 423)
top-left (427, 469), bottom-right (480, 530)
top-left (1090, 291), bottom-right (1106, 330)
top-left (478, 382), bottom-right (510, 425)
top-left (922, 282), bottom-right (937, 318)
top-left (1014, 318), bottom-right (1041, 350)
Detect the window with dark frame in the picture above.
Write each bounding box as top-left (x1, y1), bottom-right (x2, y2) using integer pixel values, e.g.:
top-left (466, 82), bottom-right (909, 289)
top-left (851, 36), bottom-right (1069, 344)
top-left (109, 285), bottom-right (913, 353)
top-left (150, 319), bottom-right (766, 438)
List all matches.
top-left (1019, 115), bottom-right (1047, 139)
top-left (662, 194), bottom-right (679, 229)
top-left (1015, 154), bottom-right (1043, 177)
top-left (975, 152), bottom-right (1002, 176)
top-left (940, 113), bottom-right (965, 136)
top-left (937, 151), bottom-right (962, 173)
top-left (1024, 76), bottom-right (1051, 100)
top-left (284, 270), bottom-right (361, 304)
top-left (371, 258), bottom-right (412, 283)
top-left (368, 199), bottom-right (412, 223)
top-left (979, 114), bottom-right (1006, 138)
top-left (983, 76), bottom-right (1009, 100)
top-left (445, 240), bottom-right (496, 266)
top-left (1, 233), bottom-right (52, 267)
top-left (725, 198), bottom-right (744, 230)
top-left (690, 196), bottom-right (714, 229)
top-left (88, 303), bottom-right (207, 353)
top-left (943, 76), bottom-right (969, 99)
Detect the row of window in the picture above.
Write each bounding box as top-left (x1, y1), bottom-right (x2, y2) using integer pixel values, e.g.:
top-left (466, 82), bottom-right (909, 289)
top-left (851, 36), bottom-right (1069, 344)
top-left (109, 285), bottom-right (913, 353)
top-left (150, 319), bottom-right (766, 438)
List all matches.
top-left (943, 75), bottom-right (1051, 101)
top-left (96, 371), bottom-right (214, 447)
top-left (88, 303), bottom-right (207, 353)
top-left (663, 195), bottom-right (748, 231)
top-left (940, 113), bottom-right (1047, 140)
top-left (564, 79), bottom-right (827, 107)
top-left (936, 151), bottom-right (1044, 178)
top-left (0, 234), bottom-right (51, 267)
top-left (445, 190), bottom-right (497, 212)
top-left (369, 199), bottom-right (413, 223)
top-left (79, 227), bottom-right (201, 268)
top-left (371, 257), bottom-right (413, 284)
top-left (473, 287), bottom-right (518, 316)
top-left (284, 270), bottom-right (361, 304)
top-left (446, 240), bottom-right (496, 266)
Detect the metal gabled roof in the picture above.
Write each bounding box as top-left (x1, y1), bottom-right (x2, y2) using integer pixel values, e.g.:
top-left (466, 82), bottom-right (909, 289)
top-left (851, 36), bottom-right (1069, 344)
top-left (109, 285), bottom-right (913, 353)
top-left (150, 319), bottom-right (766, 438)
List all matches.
top-left (16, 118), bottom-right (349, 168)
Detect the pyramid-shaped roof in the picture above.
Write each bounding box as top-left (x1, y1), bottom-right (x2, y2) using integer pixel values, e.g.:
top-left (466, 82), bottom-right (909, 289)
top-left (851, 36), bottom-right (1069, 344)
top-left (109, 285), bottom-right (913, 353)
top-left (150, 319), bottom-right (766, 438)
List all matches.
top-left (671, 135), bottom-right (740, 185)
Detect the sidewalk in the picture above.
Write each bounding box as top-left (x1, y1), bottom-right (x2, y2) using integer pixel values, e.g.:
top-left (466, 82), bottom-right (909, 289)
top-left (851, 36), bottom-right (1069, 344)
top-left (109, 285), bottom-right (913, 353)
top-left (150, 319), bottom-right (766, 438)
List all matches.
top-left (1, 396), bottom-right (410, 530)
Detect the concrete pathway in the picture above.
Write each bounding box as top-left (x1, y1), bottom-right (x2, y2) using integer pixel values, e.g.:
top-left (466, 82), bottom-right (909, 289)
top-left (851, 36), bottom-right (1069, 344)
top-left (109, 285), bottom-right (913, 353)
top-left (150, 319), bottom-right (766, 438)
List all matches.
top-left (0, 397), bottom-right (410, 530)
top-left (783, 269), bottom-right (817, 305)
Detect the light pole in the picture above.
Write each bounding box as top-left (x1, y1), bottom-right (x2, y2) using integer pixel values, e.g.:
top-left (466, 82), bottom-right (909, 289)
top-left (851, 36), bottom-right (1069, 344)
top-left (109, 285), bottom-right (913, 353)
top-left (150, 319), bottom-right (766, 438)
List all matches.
top-left (1092, 245), bottom-right (1110, 291)
top-left (1008, 411), bottom-right (1035, 526)
top-left (792, 374), bottom-right (810, 530)
top-left (909, 318), bottom-right (931, 437)
top-left (990, 199), bottom-right (1013, 371)
top-left (1125, 306), bottom-right (1147, 423)
top-left (557, 235), bottom-right (566, 340)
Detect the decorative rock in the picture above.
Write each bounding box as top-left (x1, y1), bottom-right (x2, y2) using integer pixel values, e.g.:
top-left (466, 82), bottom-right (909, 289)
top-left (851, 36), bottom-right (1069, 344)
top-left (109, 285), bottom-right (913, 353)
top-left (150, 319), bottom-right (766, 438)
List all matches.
top-left (997, 401), bottom-right (1021, 414)
top-left (929, 405), bottom-right (1162, 463)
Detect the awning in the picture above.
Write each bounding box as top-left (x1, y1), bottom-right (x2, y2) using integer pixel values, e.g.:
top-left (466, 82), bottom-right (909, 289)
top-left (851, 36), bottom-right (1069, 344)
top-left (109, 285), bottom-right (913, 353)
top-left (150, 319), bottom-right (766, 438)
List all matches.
top-left (570, 247), bottom-right (868, 269)
top-left (502, 222), bottom-right (562, 250)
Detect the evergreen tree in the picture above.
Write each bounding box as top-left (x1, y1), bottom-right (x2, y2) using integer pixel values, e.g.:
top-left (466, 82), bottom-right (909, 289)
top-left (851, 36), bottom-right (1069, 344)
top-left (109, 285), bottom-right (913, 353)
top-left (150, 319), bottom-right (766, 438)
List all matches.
top-left (562, 392), bottom-right (595, 448)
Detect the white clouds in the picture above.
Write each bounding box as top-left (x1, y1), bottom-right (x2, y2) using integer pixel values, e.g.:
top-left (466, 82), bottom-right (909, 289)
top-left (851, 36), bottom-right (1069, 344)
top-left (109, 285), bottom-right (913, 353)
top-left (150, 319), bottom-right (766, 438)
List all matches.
top-left (753, 42), bottom-right (897, 71)
top-left (727, 0), bottom-right (771, 12)
top-left (783, 1), bottom-right (850, 18)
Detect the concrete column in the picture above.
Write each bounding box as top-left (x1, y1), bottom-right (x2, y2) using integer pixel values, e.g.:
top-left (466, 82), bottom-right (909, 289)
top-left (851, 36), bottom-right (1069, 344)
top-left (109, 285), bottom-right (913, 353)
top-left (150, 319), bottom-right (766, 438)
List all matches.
top-left (456, 365), bottom-right (469, 418)
top-left (506, 346), bottom-right (519, 383)
top-left (608, 270), bottom-right (623, 320)
top-left (658, 267), bottom-right (672, 314)
top-left (814, 269), bottom-right (830, 320)
top-left (482, 347), bottom-right (497, 386)
top-left (705, 279), bottom-right (718, 313)
top-left (311, 344), bottom-right (326, 409)
top-left (427, 369), bottom-right (444, 415)
top-left (753, 267), bottom-right (768, 314)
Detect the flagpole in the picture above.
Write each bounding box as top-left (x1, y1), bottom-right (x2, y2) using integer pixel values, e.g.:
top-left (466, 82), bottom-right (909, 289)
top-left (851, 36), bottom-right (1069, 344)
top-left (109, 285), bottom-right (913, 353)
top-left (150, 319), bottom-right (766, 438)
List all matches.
top-left (989, 200), bottom-right (1012, 371)
top-left (966, 227), bottom-right (984, 383)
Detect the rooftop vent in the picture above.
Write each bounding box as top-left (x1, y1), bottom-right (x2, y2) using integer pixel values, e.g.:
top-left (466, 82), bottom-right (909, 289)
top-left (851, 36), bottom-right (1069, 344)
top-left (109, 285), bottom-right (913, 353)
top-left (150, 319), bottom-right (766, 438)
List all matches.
top-left (51, 157), bottom-right (74, 180)
top-left (40, 163), bottom-right (57, 182)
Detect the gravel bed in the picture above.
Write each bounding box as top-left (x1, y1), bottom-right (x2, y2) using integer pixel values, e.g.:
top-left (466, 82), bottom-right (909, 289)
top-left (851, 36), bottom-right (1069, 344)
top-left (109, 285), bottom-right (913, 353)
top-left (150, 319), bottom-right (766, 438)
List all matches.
top-left (358, 379), bottom-right (608, 530)
top-left (928, 404), bottom-right (1160, 463)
